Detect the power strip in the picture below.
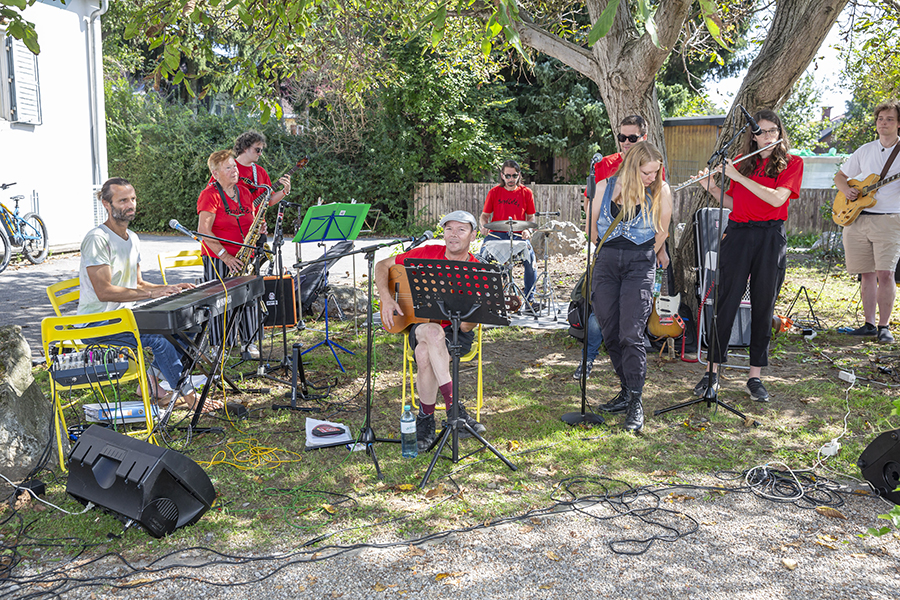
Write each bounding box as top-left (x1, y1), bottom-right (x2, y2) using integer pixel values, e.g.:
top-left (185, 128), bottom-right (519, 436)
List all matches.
top-left (821, 440), bottom-right (841, 456)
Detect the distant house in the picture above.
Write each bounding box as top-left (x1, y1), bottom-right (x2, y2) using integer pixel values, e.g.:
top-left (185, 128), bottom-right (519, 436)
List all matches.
top-left (0, 0), bottom-right (108, 249)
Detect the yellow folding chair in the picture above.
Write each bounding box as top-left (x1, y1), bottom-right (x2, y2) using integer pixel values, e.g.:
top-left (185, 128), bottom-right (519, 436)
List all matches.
top-left (158, 249), bottom-right (202, 285)
top-left (401, 324), bottom-right (484, 420)
top-left (42, 308), bottom-right (158, 471)
top-left (46, 277), bottom-right (80, 317)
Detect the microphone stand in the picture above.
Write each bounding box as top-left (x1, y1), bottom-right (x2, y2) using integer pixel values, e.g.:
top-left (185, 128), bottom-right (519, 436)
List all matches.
top-left (653, 120), bottom-right (760, 426)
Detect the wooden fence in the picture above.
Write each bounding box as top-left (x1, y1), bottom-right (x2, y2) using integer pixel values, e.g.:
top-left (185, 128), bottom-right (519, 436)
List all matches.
top-left (412, 183), bottom-right (836, 235)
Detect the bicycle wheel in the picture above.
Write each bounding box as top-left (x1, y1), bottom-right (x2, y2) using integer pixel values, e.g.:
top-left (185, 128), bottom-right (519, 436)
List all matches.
top-left (21, 212), bottom-right (48, 264)
top-left (0, 228), bottom-right (10, 274)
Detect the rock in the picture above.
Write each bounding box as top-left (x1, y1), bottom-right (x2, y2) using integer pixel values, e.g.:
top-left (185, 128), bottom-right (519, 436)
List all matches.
top-left (310, 286), bottom-right (368, 320)
top-left (0, 325), bottom-right (58, 482)
top-left (530, 220), bottom-right (586, 259)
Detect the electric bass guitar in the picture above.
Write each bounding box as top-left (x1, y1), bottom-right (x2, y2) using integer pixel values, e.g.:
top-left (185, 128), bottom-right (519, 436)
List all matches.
top-left (648, 267), bottom-right (685, 341)
top-left (241, 156), bottom-right (310, 205)
top-left (382, 264), bottom-right (432, 334)
top-left (832, 171), bottom-right (900, 226)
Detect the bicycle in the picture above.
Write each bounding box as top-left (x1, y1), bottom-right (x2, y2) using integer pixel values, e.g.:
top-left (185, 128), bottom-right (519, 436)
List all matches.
top-left (0, 182), bottom-right (49, 274)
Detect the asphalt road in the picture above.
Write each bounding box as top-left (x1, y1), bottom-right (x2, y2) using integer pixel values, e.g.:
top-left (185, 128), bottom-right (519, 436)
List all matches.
top-left (0, 233), bottom-right (401, 358)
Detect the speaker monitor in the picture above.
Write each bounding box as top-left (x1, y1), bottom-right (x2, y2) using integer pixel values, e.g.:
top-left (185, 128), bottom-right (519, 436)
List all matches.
top-left (66, 425), bottom-right (216, 537)
top-left (264, 274), bottom-right (298, 328)
top-left (857, 429), bottom-right (900, 505)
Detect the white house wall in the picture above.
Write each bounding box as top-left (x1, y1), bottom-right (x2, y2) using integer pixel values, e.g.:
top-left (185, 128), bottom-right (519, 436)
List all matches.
top-left (0, 0), bottom-right (106, 249)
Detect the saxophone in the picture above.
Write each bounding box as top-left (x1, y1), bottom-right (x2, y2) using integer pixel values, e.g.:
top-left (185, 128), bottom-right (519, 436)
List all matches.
top-left (233, 183), bottom-right (273, 275)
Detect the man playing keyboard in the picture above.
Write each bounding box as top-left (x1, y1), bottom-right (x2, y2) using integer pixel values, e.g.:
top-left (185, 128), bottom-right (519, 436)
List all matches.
top-left (77, 177), bottom-right (223, 412)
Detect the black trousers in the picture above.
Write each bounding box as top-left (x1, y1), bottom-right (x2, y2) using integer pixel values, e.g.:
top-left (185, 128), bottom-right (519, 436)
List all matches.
top-left (709, 221), bottom-right (786, 367)
top-left (591, 245), bottom-right (655, 392)
top-left (202, 256), bottom-right (262, 347)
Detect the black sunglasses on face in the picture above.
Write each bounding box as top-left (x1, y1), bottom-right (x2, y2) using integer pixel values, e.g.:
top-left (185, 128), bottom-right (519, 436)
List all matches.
top-left (617, 133), bottom-right (641, 143)
top-left (503, 173), bottom-right (518, 179)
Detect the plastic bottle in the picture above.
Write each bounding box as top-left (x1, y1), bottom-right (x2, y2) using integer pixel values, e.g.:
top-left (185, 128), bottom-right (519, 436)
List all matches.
top-left (653, 267), bottom-right (663, 296)
top-left (400, 405), bottom-right (417, 458)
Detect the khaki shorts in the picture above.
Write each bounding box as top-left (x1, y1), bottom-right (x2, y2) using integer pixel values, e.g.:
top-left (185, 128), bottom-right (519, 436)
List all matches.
top-left (843, 213), bottom-right (900, 274)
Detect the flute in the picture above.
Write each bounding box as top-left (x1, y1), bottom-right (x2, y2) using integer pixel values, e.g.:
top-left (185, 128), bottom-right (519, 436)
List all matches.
top-left (672, 139), bottom-right (783, 191)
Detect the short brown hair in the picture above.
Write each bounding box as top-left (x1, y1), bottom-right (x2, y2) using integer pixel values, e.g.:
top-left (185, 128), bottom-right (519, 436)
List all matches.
top-left (620, 115), bottom-right (648, 136)
top-left (207, 149), bottom-right (235, 174)
top-left (234, 131), bottom-right (266, 156)
top-left (874, 99), bottom-right (900, 123)
top-left (97, 177), bottom-right (133, 204)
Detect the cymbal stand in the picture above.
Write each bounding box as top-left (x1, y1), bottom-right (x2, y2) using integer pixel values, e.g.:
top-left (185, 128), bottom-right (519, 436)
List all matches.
top-left (530, 210), bottom-right (561, 319)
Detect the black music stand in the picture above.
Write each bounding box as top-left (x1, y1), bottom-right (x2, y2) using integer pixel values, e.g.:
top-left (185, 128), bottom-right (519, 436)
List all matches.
top-left (402, 259), bottom-right (517, 488)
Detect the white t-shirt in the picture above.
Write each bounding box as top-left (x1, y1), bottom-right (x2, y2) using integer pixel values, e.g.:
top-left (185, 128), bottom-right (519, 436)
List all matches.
top-left (77, 224), bottom-right (142, 315)
top-left (839, 139), bottom-right (900, 213)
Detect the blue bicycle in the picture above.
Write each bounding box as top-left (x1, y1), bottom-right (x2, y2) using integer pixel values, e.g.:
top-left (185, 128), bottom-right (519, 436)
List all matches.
top-left (0, 182), bottom-right (49, 274)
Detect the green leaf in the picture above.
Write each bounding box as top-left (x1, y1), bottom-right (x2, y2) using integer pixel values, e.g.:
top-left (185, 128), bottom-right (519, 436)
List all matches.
top-left (644, 8), bottom-right (659, 48)
top-left (124, 19), bottom-right (139, 39)
top-left (260, 102), bottom-right (271, 124)
top-left (480, 39), bottom-right (492, 58)
top-left (3, 0), bottom-right (28, 10)
top-left (587, 0), bottom-right (621, 47)
top-left (698, 0), bottom-right (731, 51)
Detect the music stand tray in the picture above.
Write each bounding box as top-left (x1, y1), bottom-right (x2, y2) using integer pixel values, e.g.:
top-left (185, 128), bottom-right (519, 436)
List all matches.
top-left (402, 259), bottom-right (516, 487)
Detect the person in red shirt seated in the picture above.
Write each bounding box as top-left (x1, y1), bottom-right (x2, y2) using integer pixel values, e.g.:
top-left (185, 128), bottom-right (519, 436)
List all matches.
top-left (690, 109), bottom-right (804, 403)
top-left (478, 160), bottom-right (538, 309)
top-left (375, 210), bottom-right (486, 452)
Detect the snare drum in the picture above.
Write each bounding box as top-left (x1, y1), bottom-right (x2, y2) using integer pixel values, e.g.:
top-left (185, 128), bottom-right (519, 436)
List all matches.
top-left (480, 239), bottom-right (531, 266)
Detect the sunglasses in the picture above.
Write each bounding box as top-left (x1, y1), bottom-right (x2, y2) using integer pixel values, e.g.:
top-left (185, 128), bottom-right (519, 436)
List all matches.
top-left (252, 147), bottom-right (265, 154)
top-left (502, 173), bottom-right (519, 179)
top-left (617, 133), bottom-right (641, 143)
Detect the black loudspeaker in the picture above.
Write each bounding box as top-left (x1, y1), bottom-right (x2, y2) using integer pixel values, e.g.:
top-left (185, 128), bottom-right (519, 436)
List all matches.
top-left (66, 425), bottom-right (216, 537)
top-left (857, 429), bottom-right (900, 505)
top-left (264, 274), bottom-right (298, 328)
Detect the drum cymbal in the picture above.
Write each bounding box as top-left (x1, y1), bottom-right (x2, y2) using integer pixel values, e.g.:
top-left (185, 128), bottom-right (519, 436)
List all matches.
top-left (486, 219), bottom-right (537, 232)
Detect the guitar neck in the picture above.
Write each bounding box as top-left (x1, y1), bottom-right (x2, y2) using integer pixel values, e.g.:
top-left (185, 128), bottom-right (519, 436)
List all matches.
top-left (866, 171), bottom-right (900, 194)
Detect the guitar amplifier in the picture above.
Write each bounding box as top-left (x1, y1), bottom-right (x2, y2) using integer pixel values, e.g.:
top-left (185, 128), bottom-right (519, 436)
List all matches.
top-left (263, 274), bottom-right (298, 328)
top-left (694, 207), bottom-right (751, 348)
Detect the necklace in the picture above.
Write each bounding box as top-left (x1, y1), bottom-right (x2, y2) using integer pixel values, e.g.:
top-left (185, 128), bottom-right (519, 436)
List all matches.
top-left (218, 184), bottom-right (248, 217)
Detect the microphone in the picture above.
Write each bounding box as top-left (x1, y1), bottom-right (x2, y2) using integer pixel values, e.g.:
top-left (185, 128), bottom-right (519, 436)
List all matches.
top-left (739, 105), bottom-right (762, 136)
top-left (407, 230), bottom-right (434, 250)
top-left (169, 219), bottom-right (201, 243)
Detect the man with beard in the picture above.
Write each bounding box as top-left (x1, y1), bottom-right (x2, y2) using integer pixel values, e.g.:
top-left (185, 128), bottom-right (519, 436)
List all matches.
top-left (77, 177), bottom-right (222, 412)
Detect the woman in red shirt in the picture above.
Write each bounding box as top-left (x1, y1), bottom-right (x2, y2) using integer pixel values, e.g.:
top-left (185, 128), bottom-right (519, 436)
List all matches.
top-left (691, 110), bottom-right (804, 402)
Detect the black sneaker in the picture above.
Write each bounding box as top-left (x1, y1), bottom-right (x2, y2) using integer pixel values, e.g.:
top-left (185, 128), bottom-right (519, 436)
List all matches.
top-left (416, 413), bottom-right (436, 452)
top-left (573, 360), bottom-right (594, 380)
top-left (878, 327), bottom-right (894, 343)
top-left (454, 402), bottom-right (486, 439)
top-left (848, 323), bottom-right (877, 336)
top-left (746, 377), bottom-right (770, 402)
top-left (693, 372), bottom-right (718, 397)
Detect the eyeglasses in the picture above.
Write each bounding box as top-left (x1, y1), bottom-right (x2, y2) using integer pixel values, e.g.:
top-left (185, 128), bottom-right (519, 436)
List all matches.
top-left (754, 128), bottom-right (779, 137)
top-left (252, 147), bottom-right (265, 154)
top-left (502, 173), bottom-right (519, 179)
top-left (618, 133), bottom-right (641, 143)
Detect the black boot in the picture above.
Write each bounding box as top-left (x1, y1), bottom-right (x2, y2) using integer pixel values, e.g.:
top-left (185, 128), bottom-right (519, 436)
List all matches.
top-left (623, 390), bottom-right (644, 433)
top-left (599, 386), bottom-right (628, 413)
top-left (455, 402), bottom-right (486, 439)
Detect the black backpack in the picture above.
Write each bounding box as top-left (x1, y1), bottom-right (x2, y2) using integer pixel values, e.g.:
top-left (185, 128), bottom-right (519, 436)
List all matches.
top-left (567, 272), bottom-right (590, 340)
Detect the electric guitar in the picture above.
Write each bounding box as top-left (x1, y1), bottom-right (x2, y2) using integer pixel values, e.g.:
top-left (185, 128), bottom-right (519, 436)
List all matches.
top-left (382, 264), bottom-right (432, 334)
top-left (241, 157), bottom-right (310, 206)
top-left (648, 267), bottom-right (685, 341)
top-left (832, 171), bottom-right (900, 226)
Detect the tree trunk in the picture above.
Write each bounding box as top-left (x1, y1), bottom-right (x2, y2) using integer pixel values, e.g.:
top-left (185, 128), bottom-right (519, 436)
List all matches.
top-left (672, 0), bottom-right (850, 309)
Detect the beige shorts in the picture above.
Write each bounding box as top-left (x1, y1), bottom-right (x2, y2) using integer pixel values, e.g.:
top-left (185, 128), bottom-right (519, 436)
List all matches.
top-left (843, 213), bottom-right (900, 274)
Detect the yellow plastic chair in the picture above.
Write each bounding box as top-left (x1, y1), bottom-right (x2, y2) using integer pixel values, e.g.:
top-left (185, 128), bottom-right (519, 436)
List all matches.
top-left (46, 277), bottom-right (80, 317)
top-left (158, 249), bottom-right (202, 285)
top-left (41, 308), bottom-right (158, 471)
top-left (401, 324), bottom-right (484, 420)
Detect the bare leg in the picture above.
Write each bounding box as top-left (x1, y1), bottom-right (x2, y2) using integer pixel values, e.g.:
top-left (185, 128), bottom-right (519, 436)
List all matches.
top-left (413, 323), bottom-right (451, 408)
top-left (860, 272), bottom-right (878, 324)
top-left (875, 270), bottom-right (896, 327)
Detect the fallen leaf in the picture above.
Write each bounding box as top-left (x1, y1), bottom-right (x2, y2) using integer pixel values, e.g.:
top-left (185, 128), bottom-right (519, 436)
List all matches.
top-left (816, 534), bottom-right (838, 543)
top-left (545, 550), bottom-right (560, 561)
top-left (425, 484), bottom-right (445, 498)
top-left (507, 440), bottom-right (520, 452)
top-left (122, 578), bottom-right (153, 587)
top-left (519, 525), bottom-right (533, 534)
top-left (815, 506), bottom-right (847, 519)
top-left (321, 504), bottom-right (336, 514)
top-left (814, 540), bottom-right (838, 550)
top-left (539, 584), bottom-right (553, 589)
top-left (650, 470), bottom-right (676, 478)
top-left (396, 484), bottom-right (416, 492)
top-left (530, 518), bottom-right (541, 525)
top-left (850, 553), bottom-right (868, 558)
top-left (435, 572), bottom-right (464, 581)
top-left (407, 545), bottom-right (426, 557)
top-left (782, 558), bottom-right (798, 570)
top-left (784, 540), bottom-right (803, 548)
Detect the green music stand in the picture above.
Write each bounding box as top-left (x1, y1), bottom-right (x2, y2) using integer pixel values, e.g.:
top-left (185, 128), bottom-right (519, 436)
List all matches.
top-left (292, 203), bottom-right (370, 371)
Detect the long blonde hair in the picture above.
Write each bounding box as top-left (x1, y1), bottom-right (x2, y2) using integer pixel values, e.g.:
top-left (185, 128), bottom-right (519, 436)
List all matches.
top-left (615, 141), bottom-right (664, 232)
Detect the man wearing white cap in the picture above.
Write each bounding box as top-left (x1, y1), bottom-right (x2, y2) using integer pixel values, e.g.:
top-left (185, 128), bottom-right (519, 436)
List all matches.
top-left (375, 210), bottom-right (486, 452)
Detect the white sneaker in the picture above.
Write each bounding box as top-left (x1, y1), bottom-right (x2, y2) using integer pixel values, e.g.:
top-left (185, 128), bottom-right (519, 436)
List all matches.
top-left (242, 343), bottom-right (260, 359)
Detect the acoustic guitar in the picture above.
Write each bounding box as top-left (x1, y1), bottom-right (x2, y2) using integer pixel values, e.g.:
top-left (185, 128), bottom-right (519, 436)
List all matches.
top-left (648, 267), bottom-right (685, 341)
top-left (832, 171), bottom-right (900, 226)
top-left (382, 264), bottom-right (432, 334)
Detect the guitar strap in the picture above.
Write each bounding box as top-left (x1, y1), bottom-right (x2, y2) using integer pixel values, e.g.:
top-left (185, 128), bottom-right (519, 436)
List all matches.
top-left (879, 143), bottom-right (900, 181)
top-left (580, 209), bottom-right (625, 298)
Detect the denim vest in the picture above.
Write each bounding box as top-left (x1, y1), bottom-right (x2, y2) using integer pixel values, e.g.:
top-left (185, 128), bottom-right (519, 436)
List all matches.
top-left (595, 176), bottom-right (656, 245)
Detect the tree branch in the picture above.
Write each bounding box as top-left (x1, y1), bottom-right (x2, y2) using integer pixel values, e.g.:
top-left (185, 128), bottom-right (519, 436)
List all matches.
top-left (515, 20), bottom-right (599, 79)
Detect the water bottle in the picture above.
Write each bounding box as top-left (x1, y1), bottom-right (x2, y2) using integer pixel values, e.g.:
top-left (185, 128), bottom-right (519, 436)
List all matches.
top-left (653, 267), bottom-right (663, 296)
top-left (400, 405), bottom-right (417, 458)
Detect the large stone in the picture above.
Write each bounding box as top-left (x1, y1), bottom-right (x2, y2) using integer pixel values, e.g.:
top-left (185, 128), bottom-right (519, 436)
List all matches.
top-left (0, 325), bottom-right (57, 482)
top-left (310, 286), bottom-right (369, 320)
top-left (531, 220), bottom-right (587, 258)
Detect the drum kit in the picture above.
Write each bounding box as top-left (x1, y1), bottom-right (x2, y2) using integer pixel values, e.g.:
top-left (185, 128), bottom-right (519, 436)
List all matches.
top-left (480, 216), bottom-right (559, 318)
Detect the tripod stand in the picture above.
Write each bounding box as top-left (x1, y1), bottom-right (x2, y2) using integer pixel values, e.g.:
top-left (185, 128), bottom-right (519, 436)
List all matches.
top-left (653, 119), bottom-right (759, 426)
top-left (400, 259), bottom-right (517, 488)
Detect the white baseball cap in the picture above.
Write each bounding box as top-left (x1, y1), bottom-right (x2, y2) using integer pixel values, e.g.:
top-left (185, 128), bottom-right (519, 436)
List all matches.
top-left (439, 210), bottom-right (478, 230)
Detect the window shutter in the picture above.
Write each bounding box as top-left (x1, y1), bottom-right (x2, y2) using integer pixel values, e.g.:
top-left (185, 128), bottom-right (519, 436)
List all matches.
top-left (6, 36), bottom-right (42, 125)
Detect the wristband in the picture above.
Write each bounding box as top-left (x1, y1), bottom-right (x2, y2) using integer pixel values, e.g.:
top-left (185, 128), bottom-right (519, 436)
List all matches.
top-left (217, 247), bottom-right (228, 258)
